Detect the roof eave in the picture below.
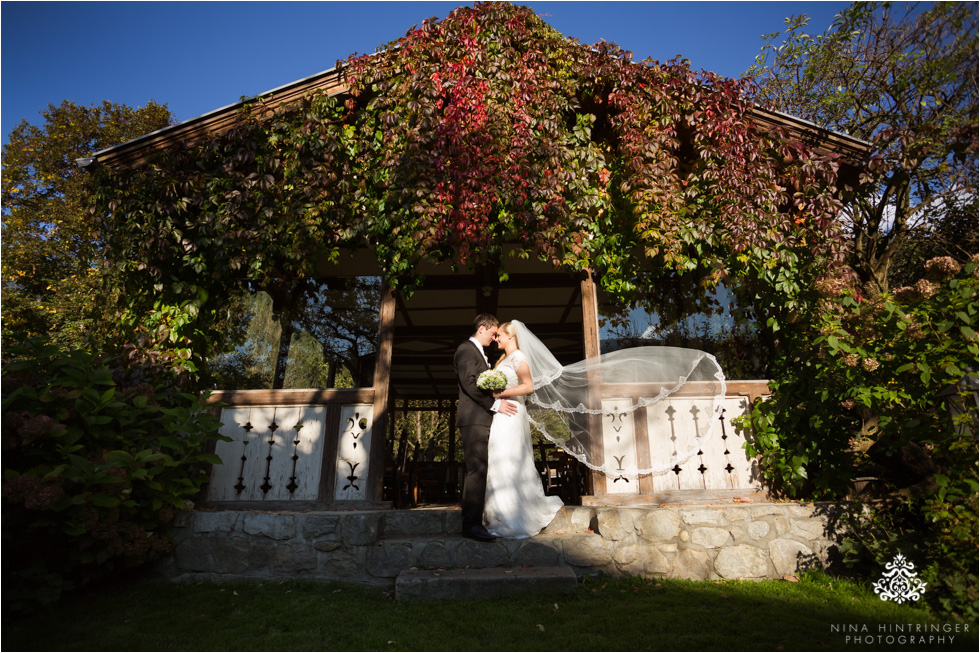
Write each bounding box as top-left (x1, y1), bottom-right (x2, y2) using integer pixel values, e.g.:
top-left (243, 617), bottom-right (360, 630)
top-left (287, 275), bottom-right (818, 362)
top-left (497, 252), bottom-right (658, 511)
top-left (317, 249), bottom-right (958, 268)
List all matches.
top-left (85, 65), bottom-right (349, 169)
top-left (749, 105), bottom-right (873, 164)
top-left (82, 66), bottom-right (873, 171)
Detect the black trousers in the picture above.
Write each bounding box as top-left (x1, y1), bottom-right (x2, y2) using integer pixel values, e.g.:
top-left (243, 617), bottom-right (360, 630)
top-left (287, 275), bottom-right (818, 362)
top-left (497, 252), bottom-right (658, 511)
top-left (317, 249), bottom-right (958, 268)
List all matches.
top-left (459, 422), bottom-right (491, 530)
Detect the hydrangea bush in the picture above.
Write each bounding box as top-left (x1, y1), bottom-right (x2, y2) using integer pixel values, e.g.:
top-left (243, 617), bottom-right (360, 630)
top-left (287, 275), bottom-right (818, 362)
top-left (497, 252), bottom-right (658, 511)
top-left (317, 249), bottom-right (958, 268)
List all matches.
top-left (1, 339), bottom-right (227, 610)
top-left (745, 256), bottom-right (978, 619)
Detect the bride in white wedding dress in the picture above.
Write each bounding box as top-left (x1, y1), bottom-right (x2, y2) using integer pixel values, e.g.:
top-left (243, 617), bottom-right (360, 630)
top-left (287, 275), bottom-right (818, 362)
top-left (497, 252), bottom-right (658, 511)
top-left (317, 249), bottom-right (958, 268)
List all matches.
top-left (483, 321), bottom-right (564, 538)
top-left (481, 318), bottom-right (726, 537)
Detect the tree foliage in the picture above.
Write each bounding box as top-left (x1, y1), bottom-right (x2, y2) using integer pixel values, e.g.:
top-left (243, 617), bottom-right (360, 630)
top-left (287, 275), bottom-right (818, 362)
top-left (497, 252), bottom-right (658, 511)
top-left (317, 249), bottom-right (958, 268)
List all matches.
top-left (1, 100), bottom-right (174, 350)
top-left (748, 1), bottom-right (979, 296)
top-left (90, 2), bottom-right (848, 378)
top-left (208, 279), bottom-right (377, 390)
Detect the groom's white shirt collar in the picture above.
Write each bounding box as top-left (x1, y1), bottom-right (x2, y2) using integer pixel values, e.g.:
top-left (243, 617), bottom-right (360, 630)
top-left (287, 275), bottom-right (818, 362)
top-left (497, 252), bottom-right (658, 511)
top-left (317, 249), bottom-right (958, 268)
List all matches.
top-left (468, 336), bottom-right (490, 367)
top-left (469, 336), bottom-right (501, 413)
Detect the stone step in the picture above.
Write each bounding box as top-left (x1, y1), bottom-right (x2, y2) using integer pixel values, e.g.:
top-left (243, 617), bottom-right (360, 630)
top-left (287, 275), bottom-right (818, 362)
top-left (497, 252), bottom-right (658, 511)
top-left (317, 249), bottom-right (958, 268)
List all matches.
top-left (368, 533), bottom-right (576, 577)
top-left (395, 566), bottom-right (578, 600)
top-left (379, 504), bottom-right (595, 539)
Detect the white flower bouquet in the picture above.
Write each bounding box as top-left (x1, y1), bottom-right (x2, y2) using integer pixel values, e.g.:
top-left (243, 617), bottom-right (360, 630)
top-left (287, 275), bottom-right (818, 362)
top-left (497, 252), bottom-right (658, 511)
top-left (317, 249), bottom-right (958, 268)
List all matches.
top-left (477, 369), bottom-right (507, 392)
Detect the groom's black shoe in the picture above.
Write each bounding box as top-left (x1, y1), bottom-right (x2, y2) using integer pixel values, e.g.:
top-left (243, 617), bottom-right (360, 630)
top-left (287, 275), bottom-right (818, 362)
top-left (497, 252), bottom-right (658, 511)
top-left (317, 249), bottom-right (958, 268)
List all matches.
top-left (461, 525), bottom-right (497, 542)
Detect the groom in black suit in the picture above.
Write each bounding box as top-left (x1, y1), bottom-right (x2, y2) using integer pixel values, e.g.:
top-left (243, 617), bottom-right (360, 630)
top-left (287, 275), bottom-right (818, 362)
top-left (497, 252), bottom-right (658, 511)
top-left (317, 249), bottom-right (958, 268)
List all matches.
top-left (454, 313), bottom-right (517, 541)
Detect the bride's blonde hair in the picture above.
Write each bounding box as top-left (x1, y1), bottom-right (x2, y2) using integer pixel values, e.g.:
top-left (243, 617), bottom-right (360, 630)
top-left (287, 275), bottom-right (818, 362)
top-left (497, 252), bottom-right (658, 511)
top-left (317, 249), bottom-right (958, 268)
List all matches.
top-left (494, 321), bottom-right (519, 367)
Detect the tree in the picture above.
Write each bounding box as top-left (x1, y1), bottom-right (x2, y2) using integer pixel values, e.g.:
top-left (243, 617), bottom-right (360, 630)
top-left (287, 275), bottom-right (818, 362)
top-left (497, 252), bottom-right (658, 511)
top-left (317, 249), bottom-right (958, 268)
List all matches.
top-left (1, 100), bottom-right (174, 350)
top-left (747, 1), bottom-right (979, 296)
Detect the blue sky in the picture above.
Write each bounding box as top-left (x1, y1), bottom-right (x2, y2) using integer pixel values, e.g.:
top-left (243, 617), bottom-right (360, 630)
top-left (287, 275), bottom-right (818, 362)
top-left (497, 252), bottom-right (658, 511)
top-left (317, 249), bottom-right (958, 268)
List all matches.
top-left (1, 1), bottom-right (856, 146)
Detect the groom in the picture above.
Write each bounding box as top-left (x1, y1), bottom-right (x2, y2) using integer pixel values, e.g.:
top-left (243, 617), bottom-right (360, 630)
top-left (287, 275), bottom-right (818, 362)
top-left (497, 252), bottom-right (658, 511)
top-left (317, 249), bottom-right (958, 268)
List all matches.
top-left (454, 313), bottom-right (517, 541)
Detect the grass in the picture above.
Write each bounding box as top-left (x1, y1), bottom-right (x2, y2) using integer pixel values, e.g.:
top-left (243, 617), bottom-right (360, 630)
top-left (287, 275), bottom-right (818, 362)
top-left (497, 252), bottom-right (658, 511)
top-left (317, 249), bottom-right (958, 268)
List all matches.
top-left (4, 571), bottom-right (976, 651)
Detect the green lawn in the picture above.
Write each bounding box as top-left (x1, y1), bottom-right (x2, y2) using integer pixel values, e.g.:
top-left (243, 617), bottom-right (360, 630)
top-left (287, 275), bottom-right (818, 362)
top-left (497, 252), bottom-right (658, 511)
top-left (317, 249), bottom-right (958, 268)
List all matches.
top-left (4, 571), bottom-right (976, 651)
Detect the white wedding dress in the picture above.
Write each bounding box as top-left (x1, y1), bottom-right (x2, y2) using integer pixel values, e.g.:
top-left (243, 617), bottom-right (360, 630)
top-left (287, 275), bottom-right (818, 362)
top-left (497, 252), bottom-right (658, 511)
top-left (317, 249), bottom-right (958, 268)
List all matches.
top-left (484, 350), bottom-right (564, 538)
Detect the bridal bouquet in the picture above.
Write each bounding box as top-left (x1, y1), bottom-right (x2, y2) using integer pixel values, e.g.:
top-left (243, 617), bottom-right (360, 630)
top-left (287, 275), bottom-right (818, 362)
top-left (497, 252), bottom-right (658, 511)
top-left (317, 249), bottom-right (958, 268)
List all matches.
top-left (477, 369), bottom-right (507, 392)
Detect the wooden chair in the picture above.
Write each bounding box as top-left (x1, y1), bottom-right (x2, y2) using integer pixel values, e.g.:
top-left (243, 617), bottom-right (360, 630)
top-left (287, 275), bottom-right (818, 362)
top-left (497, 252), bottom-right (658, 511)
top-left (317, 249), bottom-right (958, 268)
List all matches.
top-left (414, 461), bottom-right (448, 504)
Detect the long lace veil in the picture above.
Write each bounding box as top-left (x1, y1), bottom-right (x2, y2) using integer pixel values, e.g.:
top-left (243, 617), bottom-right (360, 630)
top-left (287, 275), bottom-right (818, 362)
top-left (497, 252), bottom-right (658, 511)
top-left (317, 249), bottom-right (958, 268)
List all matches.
top-left (511, 320), bottom-right (727, 478)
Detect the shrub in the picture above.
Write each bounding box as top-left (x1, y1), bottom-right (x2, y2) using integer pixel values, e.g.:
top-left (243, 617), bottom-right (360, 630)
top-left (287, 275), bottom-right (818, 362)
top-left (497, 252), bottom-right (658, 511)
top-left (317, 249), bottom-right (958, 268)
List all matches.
top-left (1, 338), bottom-right (227, 610)
top-left (744, 257), bottom-right (978, 620)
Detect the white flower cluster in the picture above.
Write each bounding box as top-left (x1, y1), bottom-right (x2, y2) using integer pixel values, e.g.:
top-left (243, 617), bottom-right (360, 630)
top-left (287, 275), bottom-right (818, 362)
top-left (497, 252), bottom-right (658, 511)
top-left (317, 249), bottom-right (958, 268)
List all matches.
top-left (477, 369), bottom-right (507, 391)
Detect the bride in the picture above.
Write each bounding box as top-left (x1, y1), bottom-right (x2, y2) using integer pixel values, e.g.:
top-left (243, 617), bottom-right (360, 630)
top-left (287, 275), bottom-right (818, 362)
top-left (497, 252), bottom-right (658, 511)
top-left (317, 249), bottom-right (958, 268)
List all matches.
top-left (483, 320), bottom-right (564, 538)
top-left (481, 318), bottom-right (726, 538)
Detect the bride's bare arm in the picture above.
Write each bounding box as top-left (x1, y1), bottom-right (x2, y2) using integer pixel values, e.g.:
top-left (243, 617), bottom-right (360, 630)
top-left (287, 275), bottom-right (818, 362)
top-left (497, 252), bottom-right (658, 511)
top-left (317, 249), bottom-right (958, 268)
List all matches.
top-left (494, 361), bottom-right (534, 399)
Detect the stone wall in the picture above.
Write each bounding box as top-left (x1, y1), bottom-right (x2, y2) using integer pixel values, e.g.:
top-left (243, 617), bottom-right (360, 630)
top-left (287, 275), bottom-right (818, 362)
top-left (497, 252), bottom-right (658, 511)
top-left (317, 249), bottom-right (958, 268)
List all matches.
top-left (161, 503), bottom-right (852, 585)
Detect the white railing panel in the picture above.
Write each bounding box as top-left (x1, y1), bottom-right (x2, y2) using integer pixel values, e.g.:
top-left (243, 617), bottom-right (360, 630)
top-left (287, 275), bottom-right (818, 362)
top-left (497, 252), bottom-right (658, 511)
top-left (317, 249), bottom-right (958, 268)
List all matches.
top-left (697, 398), bottom-right (731, 489)
top-left (209, 405), bottom-right (327, 502)
top-left (334, 404), bottom-right (374, 501)
top-left (641, 395), bottom-right (760, 491)
top-left (646, 399), bottom-right (680, 492)
top-left (209, 406), bottom-right (252, 502)
top-left (720, 396), bottom-right (760, 489)
top-left (600, 398), bottom-right (641, 495)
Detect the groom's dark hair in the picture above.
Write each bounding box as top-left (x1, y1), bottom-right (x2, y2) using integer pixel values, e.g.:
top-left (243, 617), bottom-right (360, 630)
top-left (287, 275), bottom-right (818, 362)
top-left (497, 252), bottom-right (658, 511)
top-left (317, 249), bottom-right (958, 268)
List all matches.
top-left (472, 313), bottom-right (499, 334)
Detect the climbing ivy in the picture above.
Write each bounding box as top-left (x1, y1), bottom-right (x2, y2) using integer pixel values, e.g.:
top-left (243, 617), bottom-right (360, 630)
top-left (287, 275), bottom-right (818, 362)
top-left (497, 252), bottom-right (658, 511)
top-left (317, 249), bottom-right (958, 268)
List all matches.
top-left (90, 2), bottom-right (848, 375)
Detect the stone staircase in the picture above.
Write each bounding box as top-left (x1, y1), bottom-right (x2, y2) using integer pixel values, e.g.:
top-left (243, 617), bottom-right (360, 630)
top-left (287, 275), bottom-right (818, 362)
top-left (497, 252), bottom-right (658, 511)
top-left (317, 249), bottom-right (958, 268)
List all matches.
top-left (162, 503), bottom-right (848, 599)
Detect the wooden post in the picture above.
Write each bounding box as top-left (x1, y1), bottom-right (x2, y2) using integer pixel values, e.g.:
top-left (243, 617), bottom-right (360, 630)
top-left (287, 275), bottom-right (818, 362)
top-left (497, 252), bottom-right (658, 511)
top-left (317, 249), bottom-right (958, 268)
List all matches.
top-left (580, 269), bottom-right (601, 360)
top-left (414, 407), bottom-right (423, 460)
top-left (447, 400), bottom-right (458, 499)
top-left (633, 404), bottom-right (655, 495)
top-left (386, 397), bottom-right (395, 461)
top-left (580, 269), bottom-right (601, 497)
top-left (367, 283), bottom-right (396, 504)
top-left (318, 404), bottom-right (342, 506)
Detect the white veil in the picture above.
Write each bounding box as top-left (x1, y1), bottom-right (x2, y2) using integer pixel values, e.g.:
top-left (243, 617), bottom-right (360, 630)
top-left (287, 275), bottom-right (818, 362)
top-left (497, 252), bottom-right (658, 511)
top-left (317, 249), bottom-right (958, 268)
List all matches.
top-left (511, 320), bottom-right (727, 478)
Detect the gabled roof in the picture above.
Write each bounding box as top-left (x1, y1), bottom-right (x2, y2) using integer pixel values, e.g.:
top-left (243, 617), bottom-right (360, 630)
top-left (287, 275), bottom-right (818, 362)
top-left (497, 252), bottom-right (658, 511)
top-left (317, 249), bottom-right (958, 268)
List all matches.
top-left (80, 64), bottom-right (871, 172)
top-left (80, 66), bottom-right (349, 169)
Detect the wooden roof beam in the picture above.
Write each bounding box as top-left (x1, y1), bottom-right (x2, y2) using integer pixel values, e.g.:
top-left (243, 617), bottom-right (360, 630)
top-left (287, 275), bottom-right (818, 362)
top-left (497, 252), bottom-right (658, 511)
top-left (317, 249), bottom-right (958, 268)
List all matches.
top-left (80, 66), bottom-right (349, 170)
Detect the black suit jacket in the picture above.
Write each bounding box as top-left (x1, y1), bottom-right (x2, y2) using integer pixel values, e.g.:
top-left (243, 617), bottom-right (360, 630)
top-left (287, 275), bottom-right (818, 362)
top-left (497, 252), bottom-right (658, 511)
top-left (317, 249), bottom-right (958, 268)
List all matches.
top-left (454, 339), bottom-right (494, 428)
